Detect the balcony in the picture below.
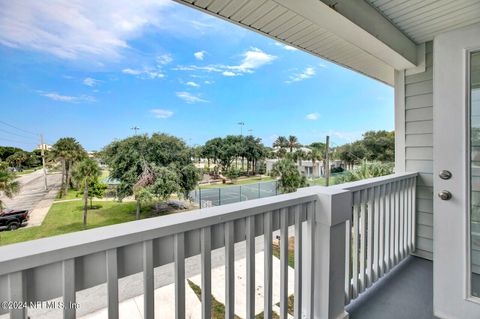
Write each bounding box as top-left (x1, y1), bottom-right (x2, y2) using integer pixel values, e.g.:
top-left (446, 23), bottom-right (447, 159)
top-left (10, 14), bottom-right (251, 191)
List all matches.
top-left (0, 172), bottom-right (419, 319)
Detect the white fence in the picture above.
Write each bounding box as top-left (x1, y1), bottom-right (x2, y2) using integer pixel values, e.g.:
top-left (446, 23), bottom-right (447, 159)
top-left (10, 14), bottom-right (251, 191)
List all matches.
top-left (0, 172), bottom-right (417, 319)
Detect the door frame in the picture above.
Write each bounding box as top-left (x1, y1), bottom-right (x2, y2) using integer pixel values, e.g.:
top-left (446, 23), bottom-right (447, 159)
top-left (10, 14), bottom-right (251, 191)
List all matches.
top-left (433, 22), bottom-right (480, 318)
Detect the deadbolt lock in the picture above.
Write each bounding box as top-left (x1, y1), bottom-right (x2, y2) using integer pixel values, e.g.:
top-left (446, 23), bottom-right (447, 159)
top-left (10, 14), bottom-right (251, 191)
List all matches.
top-left (439, 170), bottom-right (452, 180)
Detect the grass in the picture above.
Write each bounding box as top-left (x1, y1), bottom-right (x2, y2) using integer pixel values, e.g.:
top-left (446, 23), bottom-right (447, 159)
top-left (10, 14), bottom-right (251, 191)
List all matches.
top-left (0, 200), bottom-right (182, 246)
top-left (16, 167), bottom-right (41, 175)
top-left (187, 279), bottom-right (279, 319)
top-left (55, 188), bottom-right (80, 201)
top-left (199, 176), bottom-right (274, 189)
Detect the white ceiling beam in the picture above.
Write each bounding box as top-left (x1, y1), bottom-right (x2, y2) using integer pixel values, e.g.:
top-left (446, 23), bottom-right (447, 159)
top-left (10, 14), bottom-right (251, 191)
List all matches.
top-left (275, 0), bottom-right (418, 69)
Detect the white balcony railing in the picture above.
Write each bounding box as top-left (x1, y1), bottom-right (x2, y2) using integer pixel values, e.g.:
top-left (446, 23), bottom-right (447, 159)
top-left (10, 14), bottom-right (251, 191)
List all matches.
top-left (0, 172), bottom-right (417, 319)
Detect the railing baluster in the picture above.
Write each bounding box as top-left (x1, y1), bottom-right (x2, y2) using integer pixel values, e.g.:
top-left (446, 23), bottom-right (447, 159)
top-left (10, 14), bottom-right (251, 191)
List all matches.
top-left (389, 182), bottom-right (396, 269)
top-left (246, 216), bottom-right (255, 319)
top-left (385, 183), bottom-right (392, 272)
top-left (395, 180), bottom-right (400, 265)
top-left (403, 179), bottom-right (409, 256)
top-left (397, 180), bottom-right (405, 263)
top-left (379, 184), bottom-right (385, 277)
top-left (175, 233), bottom-right (185, 319)
top-left (8, 271), bottom-right (27, 319)
top-left (366, 187), bottom-right (374, 288)
top-left (280, 208), bottom-right (289, 319)
top-left (294, 205), bottom-right (303, 319)
top-left (412, 177), bottom-right (417, 252)
top-left (225, 221), bottom-right (235, 319)
top-left (201, 227), bottom-right (212, 319)
top-left (373, 186), bottom-right (380, 283)
top-left (264, 211), bottom-right (273, 319)
top-left (359, 189), bottom-right (367, 293)
top-left (63, 259), bottom-right (76, 319)
top-left (352, 191), bottom-right (360, 298)
top-left (400, 179), bottom-right (406, 259)
top-left (106, 248), bottom-right (119, 319)
top-left (143, 240), bottom-right (154, 319)
top-left (344, 218), bottom-right (351, 304)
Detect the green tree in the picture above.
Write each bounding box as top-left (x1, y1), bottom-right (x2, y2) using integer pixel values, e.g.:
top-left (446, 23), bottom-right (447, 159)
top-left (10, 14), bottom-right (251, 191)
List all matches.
top-left (51, 137), bottom-right (87, 196)
top-left (72, 158), bottom-right (100, 229)
top-left (77, 178), bottom-right (107, 209)
top-left (270, 159), bottom-right (307, 193)
top-left (273, 136), bottom-right (288, 157)
top-left (362, 130), bottom-right (395, 162)
top-left (0, 146), bottom-right (23, 162)
top-left (176, 164), bottom-right (201, 200)
top-left (103, 133), bottom-right (192, 199)
top-left (287, 135), bottom-right (300, 153)
top-left (337, 162), bottom-right (394, 183)
top-left (6, 151), bottom-right (28, 168)
top-left (0, 162), bottom-right (19, 209)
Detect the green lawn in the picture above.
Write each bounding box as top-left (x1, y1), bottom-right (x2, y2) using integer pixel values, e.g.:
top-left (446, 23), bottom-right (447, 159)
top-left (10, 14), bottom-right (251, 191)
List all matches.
top-left (199, 176), bottom-right (274, 189)
top-left (0, 200), bottom-right (179, 246)
top-left (308, 176), bottom-right (341, 186)
top-left (55, 188), bottom-right (80, 201)
top-left (16, 167), bottom-right (41, 175)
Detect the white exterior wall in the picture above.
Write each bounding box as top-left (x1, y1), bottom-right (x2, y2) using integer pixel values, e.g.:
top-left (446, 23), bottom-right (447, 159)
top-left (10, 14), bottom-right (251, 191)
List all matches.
top-left (397, 41), bottom-right (434, 260)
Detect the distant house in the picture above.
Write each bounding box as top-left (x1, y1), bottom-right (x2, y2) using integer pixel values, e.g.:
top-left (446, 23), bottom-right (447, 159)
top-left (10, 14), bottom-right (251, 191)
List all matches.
top-left (266, 158), bottom-right (344, 178)
top-left (36, 143), bottom-right (52, 151)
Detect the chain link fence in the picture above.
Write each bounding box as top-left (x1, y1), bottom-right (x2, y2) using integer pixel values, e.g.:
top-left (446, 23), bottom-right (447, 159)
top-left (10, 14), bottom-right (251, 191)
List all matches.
top-left (191, 180), bottom-right (278, 208)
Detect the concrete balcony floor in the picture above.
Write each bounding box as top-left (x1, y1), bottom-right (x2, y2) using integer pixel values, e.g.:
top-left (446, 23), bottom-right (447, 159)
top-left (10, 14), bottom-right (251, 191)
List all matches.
top-left (347, 256), bottom-right (437, 319)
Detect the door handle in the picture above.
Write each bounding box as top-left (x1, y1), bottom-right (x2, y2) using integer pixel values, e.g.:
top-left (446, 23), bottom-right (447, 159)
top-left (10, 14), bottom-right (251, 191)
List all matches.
top-left (438, 190), bottom-right (452, 200)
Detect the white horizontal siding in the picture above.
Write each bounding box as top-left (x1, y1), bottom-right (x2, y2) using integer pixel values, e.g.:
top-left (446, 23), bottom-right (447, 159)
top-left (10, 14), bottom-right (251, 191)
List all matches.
top-left (404, 41), bottom-right (434, 259)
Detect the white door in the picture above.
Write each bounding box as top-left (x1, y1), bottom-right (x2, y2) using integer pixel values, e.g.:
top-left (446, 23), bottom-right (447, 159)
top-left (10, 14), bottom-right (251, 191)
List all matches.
top-left (434, 23), bottom-right (480, 318)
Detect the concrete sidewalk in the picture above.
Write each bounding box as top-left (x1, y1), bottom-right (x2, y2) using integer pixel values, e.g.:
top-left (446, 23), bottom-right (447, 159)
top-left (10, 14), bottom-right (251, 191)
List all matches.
top-left (26, 187), bottom-right (60, 227)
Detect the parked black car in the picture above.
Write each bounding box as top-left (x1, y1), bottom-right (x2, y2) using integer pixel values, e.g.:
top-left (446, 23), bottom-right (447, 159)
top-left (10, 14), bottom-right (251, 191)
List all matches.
top-left (0, 208), bottom-right (29, 230)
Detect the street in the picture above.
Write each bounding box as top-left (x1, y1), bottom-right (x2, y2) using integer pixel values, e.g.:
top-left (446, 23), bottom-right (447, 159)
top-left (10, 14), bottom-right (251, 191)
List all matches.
top-left (0, 169), bottom-right (62, 211)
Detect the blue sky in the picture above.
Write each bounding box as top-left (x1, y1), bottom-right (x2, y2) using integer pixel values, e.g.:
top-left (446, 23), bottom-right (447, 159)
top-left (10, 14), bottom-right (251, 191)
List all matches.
top-left (0, 0), bottom-right (393, 151)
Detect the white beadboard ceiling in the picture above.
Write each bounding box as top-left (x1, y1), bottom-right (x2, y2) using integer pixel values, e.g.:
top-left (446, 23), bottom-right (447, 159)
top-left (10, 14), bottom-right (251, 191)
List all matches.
top-left (175, 0), bottom-right (480, 86)
top-left (366, 0), bottom-right (480, 44)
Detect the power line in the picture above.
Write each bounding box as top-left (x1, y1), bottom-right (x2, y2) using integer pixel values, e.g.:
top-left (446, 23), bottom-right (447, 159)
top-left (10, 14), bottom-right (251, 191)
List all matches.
top-left (0, 127), bottom-right (35, 140)
top-left (0, 120), bottom-right (38, 136)
top-left (0, 137), bottom-right (37, 147)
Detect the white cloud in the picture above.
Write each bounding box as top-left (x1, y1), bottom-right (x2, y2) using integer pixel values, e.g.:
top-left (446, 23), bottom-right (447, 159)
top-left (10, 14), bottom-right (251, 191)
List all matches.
top-left (222, 71), bottom-right (237, 77)
top-left (186, 81), bottom-right (199, 87)
top-left (194, 51), bottom-right (206, 60)
top-left (204, 80), bottom-right (214, 84)
top-left (0, 1), bottom-right (172, 61)
top-left (156, 54), bottom-right (172, 65)
top-left (150, 108), bottom-right (173, 118)
top-left (174, 48), bottom-right (276, 78)
top-left (39, 91), bottom-right (95, 103)
top-left (285, 67), bottom-right (316, 83)
top-left (229, 48), bottom-right (276, 73)
top-left (305, 112), bottom-right (320, 120)
top-left (122, 68), bottom-right (164, 79)
top-left (83, 77), bottom-right (100, 87)
top-left (176, 91), bottom-right (207, 104)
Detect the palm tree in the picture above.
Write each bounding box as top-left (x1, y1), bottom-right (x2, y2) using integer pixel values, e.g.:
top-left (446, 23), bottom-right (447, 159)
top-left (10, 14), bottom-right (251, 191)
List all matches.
top-left (307, 149), bottom-right (323, 177)
top-left (273, 136), bottom-right (288, 158)
top-left (51, 138), bottom-right (86, 196)
top-left (287, 135), bottom-right (300, 153)
top-left (72, 158), bottom-right (100, 229)
top-left (0, 162), bottom-right (19, 209)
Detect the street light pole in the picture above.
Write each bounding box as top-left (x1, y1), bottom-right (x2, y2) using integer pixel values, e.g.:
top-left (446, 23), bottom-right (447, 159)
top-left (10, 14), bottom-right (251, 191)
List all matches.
top-left (40, 134), bottom-right (48, 190)
top-left (237, 122), bottom-right (245, 135)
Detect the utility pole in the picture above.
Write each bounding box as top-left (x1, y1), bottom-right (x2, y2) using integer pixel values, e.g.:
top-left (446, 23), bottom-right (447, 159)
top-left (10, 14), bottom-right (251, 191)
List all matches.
top-left (40, 134), bottom-right (48, 190)
top-left (131, 126), bottom-right (140, 135)
top-left (325, 135), bottom-right (330, 186)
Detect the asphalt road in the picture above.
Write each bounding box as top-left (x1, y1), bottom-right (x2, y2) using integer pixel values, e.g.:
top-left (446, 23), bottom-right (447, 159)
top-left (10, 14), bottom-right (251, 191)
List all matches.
top-left (0, 169), bottom-right (62, 211)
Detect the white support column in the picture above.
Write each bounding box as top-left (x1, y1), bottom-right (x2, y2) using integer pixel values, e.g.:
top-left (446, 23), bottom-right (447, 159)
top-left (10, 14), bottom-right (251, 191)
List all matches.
top-left (394, 69), bottom-right (406, 173)
top-left (312, 188), bottom-right (352, 319)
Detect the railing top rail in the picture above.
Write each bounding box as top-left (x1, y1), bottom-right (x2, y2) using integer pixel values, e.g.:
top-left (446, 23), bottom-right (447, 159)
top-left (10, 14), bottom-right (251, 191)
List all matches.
top-left (332, 172), bottom-right (418, 193)
top-left (0, 186), bottom-right (321, 276)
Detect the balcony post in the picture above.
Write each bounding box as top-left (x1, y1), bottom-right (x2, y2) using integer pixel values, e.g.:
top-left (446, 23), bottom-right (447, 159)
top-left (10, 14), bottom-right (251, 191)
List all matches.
top-left (308, 187), bottom-right (351, 319)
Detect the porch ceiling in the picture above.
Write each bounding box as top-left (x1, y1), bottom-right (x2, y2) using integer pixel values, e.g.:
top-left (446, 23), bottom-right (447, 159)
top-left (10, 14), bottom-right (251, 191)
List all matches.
top-left (365, 0), bottom-right (480, 44)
